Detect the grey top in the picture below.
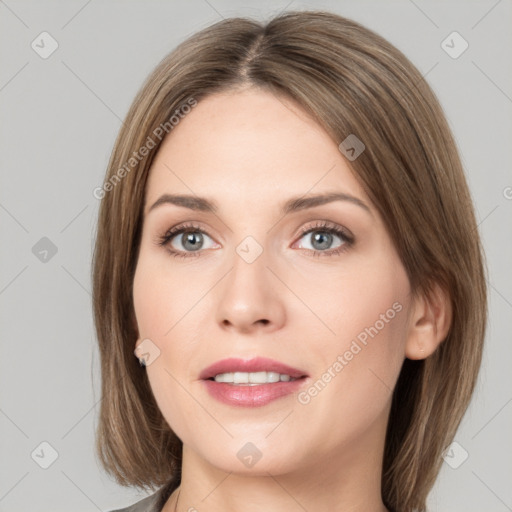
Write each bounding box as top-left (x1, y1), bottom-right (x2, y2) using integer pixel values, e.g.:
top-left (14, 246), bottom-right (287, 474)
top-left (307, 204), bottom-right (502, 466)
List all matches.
top-left (108, 490), bottom-right (161, 512)
top-left (108, 477), bottom-right (179, 512)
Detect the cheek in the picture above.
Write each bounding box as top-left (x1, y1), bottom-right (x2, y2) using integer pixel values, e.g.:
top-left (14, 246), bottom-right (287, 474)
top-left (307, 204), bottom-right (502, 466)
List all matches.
top-left (133, 251), bottom-right (207, 441)
top-left (133, 244), bottom-right (197, 340)
top-left (296, 253), bottom-right (410, 396)
top-left (327, 275), bottom-right (408, 366)
top-left (288, 288), bottom-right (409, 456)
top-left (145, 359), bottom-right (199, 443)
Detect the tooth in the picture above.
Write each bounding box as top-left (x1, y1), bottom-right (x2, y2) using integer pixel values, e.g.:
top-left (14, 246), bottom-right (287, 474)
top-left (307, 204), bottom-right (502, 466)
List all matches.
top-left (248, 371), bottom-right (267, 384)
top-left (213, 371), bottom-right (296, 384)
top-left (233, 372), bottom-right (249, 384)
top-left (267, 372), bottom-right (280, 383)
top-left (214, 372), bottom-right (233, 383)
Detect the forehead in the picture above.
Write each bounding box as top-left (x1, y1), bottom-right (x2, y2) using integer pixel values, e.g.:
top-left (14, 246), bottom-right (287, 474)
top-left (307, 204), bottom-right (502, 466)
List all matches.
top-left (144, 88), bottom-right (368, 213)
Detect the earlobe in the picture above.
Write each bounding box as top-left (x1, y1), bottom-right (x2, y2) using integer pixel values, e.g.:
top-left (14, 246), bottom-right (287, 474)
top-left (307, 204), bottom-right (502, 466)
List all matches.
top-left (134, 338), bottom-right (146, 366)
top-left (405, 283), bottom-right (452, 360)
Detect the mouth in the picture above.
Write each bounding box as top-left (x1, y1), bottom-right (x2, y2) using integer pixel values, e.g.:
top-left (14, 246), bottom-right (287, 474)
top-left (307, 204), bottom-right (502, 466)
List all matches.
top-left (209, 371), bottom-right (300, 385)
top-left (199, 357), bottom-right (308, 407)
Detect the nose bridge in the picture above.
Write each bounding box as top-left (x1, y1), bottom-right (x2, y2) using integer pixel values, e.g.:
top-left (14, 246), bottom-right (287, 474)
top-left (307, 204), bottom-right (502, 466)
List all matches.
top-left (214, 234), bottom-right (286, 331)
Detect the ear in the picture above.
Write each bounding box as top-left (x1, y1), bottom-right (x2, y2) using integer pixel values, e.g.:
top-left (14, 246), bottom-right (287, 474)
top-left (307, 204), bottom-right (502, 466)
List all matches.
top-left (405, 282), bottom-right (452, 360)
top-left (131, 309), bottom-right (140, 339)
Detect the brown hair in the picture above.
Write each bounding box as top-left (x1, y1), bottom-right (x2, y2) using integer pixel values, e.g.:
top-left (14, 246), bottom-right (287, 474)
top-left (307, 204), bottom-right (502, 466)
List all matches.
top-left (92, 10), bottom-right (487, 512)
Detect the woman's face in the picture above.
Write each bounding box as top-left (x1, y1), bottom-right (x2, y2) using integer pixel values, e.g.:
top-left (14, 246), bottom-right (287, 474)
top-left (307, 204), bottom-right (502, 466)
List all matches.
top-left (133, 88), bottom-right (414, 477)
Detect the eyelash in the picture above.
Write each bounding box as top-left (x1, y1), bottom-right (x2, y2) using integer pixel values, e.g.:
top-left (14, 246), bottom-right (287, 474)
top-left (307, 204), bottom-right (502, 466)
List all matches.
top-left (156, 221), bottom-right (355, 259)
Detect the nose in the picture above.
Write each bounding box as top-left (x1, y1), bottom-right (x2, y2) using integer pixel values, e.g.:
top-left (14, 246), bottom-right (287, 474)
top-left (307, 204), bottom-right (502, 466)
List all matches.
top-left (215, 246), bottom-right (286, 334)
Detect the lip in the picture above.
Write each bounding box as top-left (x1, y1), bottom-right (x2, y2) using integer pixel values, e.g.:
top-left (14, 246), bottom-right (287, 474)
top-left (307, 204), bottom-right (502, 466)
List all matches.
top-left (199, 357), bottom-right (309, 408)
top-left (199, 357), bottom-right (308, 380)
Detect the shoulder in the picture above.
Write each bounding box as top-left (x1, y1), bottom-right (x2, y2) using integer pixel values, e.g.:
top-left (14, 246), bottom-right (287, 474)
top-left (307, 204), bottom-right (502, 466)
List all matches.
top-left (107, 475), bottom-right (180, 512)
top-left (108, 490), bottom-right (161, 512)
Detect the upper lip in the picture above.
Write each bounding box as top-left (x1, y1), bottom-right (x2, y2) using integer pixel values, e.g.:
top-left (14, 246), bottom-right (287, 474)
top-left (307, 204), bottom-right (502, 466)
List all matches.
top-left (199, 357), bottom-right (308, 380)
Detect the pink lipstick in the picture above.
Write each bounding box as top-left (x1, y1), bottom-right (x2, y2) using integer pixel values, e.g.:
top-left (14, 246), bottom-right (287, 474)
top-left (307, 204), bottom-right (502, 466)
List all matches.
top-left (200, 357), bottom-right (308, 407)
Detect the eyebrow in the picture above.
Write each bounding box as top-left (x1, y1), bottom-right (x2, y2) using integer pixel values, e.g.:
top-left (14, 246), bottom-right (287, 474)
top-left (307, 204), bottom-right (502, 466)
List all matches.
top-left (147, 192), bottom-right (371, 216)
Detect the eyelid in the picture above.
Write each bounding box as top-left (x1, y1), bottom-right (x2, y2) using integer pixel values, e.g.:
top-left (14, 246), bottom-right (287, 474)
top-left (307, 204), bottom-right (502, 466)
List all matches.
top-left (294, 220), bottom-right (354, 244)
top-left (156, 219), bottom-right (355, 258)
top-left (156, 221), bottom-right (218, 248)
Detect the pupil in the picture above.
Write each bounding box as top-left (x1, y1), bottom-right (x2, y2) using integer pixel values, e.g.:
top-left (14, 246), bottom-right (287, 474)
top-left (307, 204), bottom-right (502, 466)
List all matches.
top-left (313, 231), bottom-right (332, 250)
top-left (183, 232), bottom-right (202, 251)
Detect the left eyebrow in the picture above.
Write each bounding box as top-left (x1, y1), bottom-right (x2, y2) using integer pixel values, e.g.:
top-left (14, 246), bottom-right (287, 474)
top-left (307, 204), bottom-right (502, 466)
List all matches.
top-left (282, 192), bottom-right (371, 215)
top-left (146, 191), bottom-right (372, 216)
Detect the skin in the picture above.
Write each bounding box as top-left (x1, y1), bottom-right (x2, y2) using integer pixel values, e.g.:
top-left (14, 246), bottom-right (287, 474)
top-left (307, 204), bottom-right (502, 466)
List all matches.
top-left (132, 87), bottom-right (450, 512)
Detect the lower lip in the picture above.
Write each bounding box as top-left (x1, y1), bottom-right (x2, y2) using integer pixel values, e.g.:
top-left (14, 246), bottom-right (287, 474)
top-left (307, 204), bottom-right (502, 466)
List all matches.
top-left (202, 379), bottom-right (306, 407)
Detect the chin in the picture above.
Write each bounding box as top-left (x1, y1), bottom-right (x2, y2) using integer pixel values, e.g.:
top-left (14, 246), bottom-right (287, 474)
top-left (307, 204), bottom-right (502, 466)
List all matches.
top-left (190, 437), bottom-right (304, 476)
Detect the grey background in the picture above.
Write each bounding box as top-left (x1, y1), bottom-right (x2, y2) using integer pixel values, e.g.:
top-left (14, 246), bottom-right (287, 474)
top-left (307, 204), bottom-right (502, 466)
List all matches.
top-left (0, 0), bottom-right (511, 510)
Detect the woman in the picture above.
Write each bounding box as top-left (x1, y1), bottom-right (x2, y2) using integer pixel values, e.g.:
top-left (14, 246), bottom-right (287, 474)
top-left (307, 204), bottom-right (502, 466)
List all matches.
top-left (93, 10), bottom-right (487, 512)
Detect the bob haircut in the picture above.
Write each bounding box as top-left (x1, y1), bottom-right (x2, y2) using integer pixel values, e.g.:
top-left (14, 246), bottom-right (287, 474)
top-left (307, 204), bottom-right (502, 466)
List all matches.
top-left (92, 10), bottom-right (487, 512)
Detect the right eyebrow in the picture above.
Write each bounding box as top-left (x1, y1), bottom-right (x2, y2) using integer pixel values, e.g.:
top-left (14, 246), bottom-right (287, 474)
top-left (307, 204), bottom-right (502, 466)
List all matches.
top-left (147, 194), bottom-right (217, 215)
